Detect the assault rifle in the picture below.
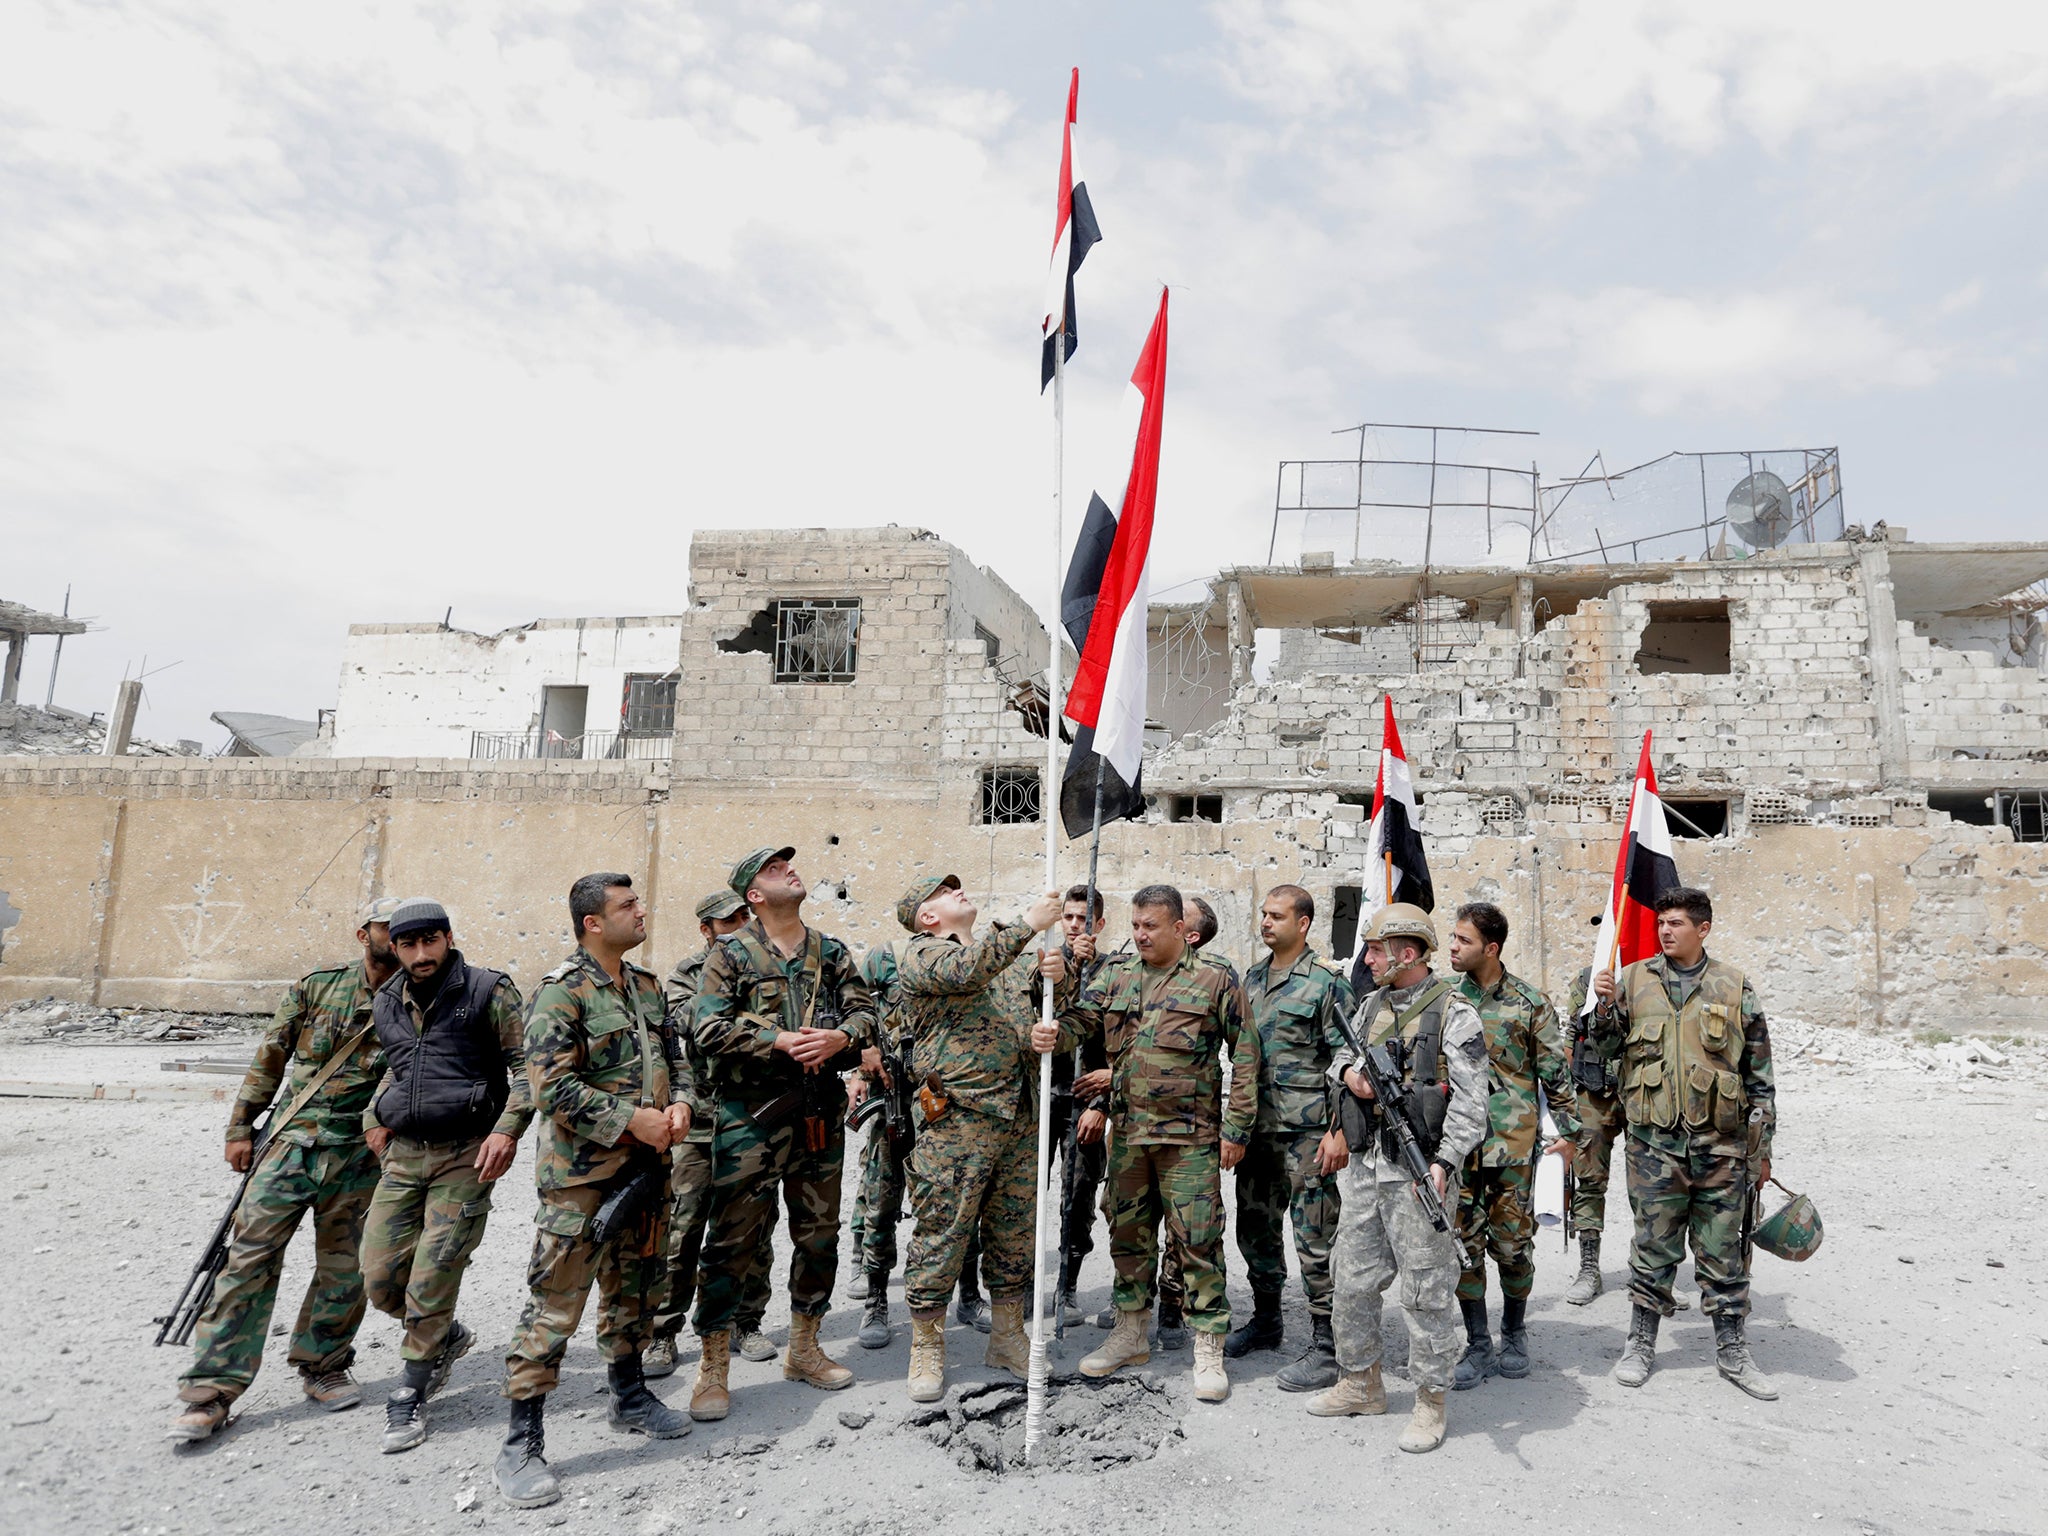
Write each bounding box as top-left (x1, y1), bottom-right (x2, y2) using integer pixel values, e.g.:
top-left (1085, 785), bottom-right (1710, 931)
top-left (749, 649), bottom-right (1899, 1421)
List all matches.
top-left (847, 1023), bottom-right (916, 1161)
top-left (589, 1146), bottom-right (667, 1249)
top-left (751, 991), bottom-right (850, 1153)
top-left (1739, 1105), bottom-right (1767, 1268)
top-left (154, 1106), bottom-right (275, 1347)
top-left (1330, 1009), bottom-right (1450, 1233)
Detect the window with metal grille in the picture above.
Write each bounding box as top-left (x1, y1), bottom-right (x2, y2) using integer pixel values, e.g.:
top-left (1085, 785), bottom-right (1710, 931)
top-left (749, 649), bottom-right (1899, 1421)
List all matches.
top-left (979, 767), bottom-right (1041, 825)
top-left (774, 599), bottom-right (860, 683)
top-left (620, 673), bottom-right (679, 734)
top-left (1999, 790), bottom-right (2047, 843)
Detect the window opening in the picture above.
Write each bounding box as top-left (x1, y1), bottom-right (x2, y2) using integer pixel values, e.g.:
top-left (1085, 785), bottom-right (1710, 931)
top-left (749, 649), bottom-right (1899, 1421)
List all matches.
top-left (979, 767), bottom-right (1042, 825)
top-left (1664, 799), bottom-right (1730, 839)
top-left (1330, 884), bottom-right (1364, 961)
top-left (1929, 791), bottom-right (1996, 828)
top-left (1635, 600), bottom-right (1732, 676)
top-left (775, 599), bottom-right (861, 683)
top-left (620, 673), bottom-right (679, 735)
top-left (1997, 790), bottom-right (2047, 843)
top-left (1164, 794), bottom-right (1223, 824)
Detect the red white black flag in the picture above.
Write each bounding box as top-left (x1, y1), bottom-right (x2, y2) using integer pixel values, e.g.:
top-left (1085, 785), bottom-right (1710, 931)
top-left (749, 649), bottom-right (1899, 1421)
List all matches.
top-left (1060, 288), bottom-right (1167, 835)
top-left (1582, 730), bottom-right (1682, 1012)
top-left (1365, 694), bottom-right (1433, 911)
top-left (1040, 67), bottom-right (1102, 391)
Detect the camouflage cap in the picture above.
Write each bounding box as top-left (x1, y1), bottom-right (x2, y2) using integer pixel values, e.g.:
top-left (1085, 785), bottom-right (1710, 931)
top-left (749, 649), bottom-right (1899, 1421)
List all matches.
top-left (728, 846), bottom-right (797, 900)
top-left (694, 889), bottom-right (747, 923)
top-left (360, 896), bottom-right (406, 927)
top-left (896, 873), bottom-right (961, 933)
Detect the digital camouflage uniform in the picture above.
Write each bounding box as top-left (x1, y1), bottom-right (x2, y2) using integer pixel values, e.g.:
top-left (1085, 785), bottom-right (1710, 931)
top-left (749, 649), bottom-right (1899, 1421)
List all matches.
top-left (1454, 968), bottom-right (1579, 1304)
top-left (1327, 976), bottom-right (1490, 1391)
top-left (504, 950), bottom-right (679, 1399)
top-left (899, 922), bottom-right (1076, 1312)
top-left (1564, 967), bottom-right (1627, 1233)
top-left (179, 961), bottom-right (387, 1403)
top-left (359, 962), bottom-right (534, 1361)
top-left (691, 922), bottom-right (875, 1334)
top-left (1236, 949), bottom-right (1353, 1316)
top-left (1589, 952), bottom-right (1775, 1319)
top-left (1061, 948), bottom-right (1261, 1335)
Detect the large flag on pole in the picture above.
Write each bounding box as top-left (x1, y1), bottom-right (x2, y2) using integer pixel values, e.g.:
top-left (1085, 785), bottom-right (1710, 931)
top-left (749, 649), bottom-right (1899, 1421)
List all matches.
top-left (1040, 68), bottom-right (1102, 391)
top-left (1060, 288), bottom-right (1168, 834)
top-left (1581, 730), bottom-right (1682, 1012)
top-left (1349, 695), bottom-right (1433, 992)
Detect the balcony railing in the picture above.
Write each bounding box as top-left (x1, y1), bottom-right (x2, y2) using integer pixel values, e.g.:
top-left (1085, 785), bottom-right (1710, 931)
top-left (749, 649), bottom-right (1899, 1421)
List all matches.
top-left (470, 729), bottom-right (672, 762)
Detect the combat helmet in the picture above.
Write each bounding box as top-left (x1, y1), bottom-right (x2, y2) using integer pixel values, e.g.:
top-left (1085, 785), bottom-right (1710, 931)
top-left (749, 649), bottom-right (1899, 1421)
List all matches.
top-left (1753, 1181), bottom-right (1823, 1262)
top-left (1360, 902), bottom-right (1437, 953)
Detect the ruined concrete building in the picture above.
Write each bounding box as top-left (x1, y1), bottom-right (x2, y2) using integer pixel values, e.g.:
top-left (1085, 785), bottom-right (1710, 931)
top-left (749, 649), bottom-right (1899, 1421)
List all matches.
top-left (2, 439), bottom-right (2044, 1034)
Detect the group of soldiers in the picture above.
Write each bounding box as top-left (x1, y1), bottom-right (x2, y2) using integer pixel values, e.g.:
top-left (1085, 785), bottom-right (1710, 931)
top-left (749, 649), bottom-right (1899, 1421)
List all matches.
top-left (164, 846), bottom-right (1778, 1506)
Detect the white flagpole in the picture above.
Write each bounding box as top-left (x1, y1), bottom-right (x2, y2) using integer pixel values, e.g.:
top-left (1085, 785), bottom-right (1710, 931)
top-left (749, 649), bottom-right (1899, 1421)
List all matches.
top-left (1025, 322), bottom-right (1066, 1462)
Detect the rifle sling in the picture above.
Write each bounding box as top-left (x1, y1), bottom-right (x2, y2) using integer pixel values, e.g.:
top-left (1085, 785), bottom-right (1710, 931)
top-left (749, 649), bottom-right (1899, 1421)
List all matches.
top-left (258, 1015), bottom-right (379, 1155)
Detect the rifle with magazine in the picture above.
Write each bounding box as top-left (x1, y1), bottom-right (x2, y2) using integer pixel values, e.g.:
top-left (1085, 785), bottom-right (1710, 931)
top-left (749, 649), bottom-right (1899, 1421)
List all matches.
top-left (1329, 1008), bottom-right (1452, 1234)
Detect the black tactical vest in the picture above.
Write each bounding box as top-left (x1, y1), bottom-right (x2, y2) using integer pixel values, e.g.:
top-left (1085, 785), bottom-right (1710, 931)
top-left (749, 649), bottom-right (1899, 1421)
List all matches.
top-left (371, 954), bottom-right (510, 1143)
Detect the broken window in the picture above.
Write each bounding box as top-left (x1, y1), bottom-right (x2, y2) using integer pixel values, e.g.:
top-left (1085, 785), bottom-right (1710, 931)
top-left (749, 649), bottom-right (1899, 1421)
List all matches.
top-left (1663, 798), bottom-right (1729, 839)
top-left (1929, 791), bottom-right (1996, 827)
top-left (1635, 600), bottom-right (1731, 675)
top-left (1997, 790), bottom-right (2047, 843)
top-left (774, 599), bottom-right (860, 683)
top-left (620, 673), bottom-right (679, 735)
top-left (974, 622), bottom-right (1001, 665)
top-left (1329, 885), bottom-right (1363, 961)
top-left (979, 767), bottom-right (1041, 825)
top-left (1162, 794), bottom-right (1222, 824)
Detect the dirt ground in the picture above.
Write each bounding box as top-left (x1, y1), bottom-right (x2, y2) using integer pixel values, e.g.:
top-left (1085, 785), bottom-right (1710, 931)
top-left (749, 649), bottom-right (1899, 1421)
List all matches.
top-left (1, 1034), bottom-right (2043, 1536)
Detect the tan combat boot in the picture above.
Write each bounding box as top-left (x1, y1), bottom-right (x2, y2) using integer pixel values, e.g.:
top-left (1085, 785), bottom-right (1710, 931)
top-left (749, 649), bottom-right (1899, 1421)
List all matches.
top-left (1191, 1330), bottom-right (1229, 1403)
top-left (983, 1300), bottom-right (1029, 1380)
top-left (783, 1311), bottom-right (854, 1391)
top-left (1398, 1385), bottom-right (1448, 1453)
top-left (1079, 1307), bottom-right (1151, 1378)
top-left (689, 1330), bottom-right (730, 1422)
top-left (166, 1387), bottom-right (233, 1443)
top-left (1306, 1364), bottom-right (1386, 1418)
top-left (908, 1310), bottom-right (947, 1403)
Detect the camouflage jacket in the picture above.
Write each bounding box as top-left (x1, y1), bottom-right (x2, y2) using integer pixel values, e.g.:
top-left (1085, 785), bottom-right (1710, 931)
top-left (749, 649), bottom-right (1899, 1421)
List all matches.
top-left (693, 919), bottom-right (876, 1103)
top-left (1589, 952), bottom-right (1774, 1155)
top-left (362, 957), bottom-right (535, 1142)
top-left (1242, 948), bottom-right (1354, 1134)
top-left (524, 948), bottom-right (677, 1201)
top-left (662, 948), bottom-right (717, 1147)
top-left (1062, 948), bottom-right (1260, 1146)
top-left (1458, 967), bottom-right (1580, 1166)
top-left (898, 922), bottom-right (1077, 1121)
top-left (228, 960), bottom-right (386, 1149)
top-left (1564, 967), bottom-right (1593, 1040)
top-left (1336, 974), bottom-right (1493, 1172)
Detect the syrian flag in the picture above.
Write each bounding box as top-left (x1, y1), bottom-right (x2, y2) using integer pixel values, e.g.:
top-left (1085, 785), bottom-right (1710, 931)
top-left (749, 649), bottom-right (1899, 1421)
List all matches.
top-left (1364, 694), bottom-right (1433, 911)
top-left (1581, 731), bottom-right (1682, 1013)
top-left (1060, 289), bottom-right (1167, 836)
top-left (1040, 67), bottom-right (1102, 391)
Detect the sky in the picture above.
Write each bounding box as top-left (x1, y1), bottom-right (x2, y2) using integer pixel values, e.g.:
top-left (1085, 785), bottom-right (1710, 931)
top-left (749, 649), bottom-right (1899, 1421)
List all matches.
top-left (3, 1), bottom-right (2045, 746)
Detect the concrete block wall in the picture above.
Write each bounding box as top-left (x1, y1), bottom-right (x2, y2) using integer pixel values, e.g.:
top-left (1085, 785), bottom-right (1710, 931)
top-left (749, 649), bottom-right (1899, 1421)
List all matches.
top-left (1899, 624), bottom-right (2048, 785)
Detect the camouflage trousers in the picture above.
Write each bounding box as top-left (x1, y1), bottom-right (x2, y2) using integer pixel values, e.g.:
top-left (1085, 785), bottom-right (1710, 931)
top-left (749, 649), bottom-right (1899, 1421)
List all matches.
top-left (1571, 1086), bottom-right (1628, 1233)
top-left (855, 1120), bottom-right (907, 1277)
top-left (1455, 1160), bottom-right (1536, 1303)
top-left (1234, 1126), bottom-right (1340, 1315)
top-left (1624, 1124), bottom-right (1751, 1320)
top-left (1106, 1136), bottom-right (1229, 1334)
top-left (904, 1105), bottom-right (1033, 1312)
top-left (179, 1138), bottom-right (379, 1402)
top-left (504, 1184), bottom-right (670, 1399)
top-left (359, 1136), bottom-right (498, 1361)
top-left (1053, 1112), bottom-right (1106, 1277)
top-left (649, 1137), bottom-right (775, 1339)
top-left (1329, 1151), bottom-right (1464, 1392)
top-left (693, 1100), bottom-right (843, 1334)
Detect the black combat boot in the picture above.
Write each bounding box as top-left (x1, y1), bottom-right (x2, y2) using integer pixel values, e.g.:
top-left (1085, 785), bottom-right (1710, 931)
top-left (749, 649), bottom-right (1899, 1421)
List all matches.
top-left (494, 1396), bottom-right (559, 1508)
top-left (381, 1357), bottom-right (434, 1454)
top-left (1712, 1313), bottom-right (1779, 1401)
top-left (1613, 1304), bottom-right (1660, 1388)
top-left (1452, 1297), bottom-right (1495, 1390)
top-left (1224, 1288), bottom-right (1284, 1359)
top-left (605, 1355), bottom-right (691, 1439)
top-left (1496, 1296), bottom-right (1530, 1379)
top-left (1275, 1314), bottom-right (1339, 1393)
top-left (857, 1270), bottom-right (892, 1350)
top-left (1058, 1253), bottom-right (1086, 1327)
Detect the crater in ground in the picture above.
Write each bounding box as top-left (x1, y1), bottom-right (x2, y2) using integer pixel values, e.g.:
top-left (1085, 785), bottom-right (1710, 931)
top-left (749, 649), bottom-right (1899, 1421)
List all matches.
top-left (897, 1375), bottom-right (1184, 1475)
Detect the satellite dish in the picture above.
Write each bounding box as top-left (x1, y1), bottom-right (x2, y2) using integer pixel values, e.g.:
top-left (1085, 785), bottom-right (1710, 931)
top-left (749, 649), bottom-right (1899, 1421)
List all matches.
top-left (1726, 471), bottom-right (1796, 548)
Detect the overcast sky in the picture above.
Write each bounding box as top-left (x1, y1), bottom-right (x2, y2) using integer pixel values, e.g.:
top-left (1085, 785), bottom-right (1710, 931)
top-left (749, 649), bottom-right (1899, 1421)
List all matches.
top-left (4, 2), bottom-right (2044, 746)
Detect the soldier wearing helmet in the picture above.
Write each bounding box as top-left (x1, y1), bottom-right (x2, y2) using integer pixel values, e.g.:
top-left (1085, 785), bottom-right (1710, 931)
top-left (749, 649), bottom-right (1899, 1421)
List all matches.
top-left (1303, 901), bottom-right (1489, 1455)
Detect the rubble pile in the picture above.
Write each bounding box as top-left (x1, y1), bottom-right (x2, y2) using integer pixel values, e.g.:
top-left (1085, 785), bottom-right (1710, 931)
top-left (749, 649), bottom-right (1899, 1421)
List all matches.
top-left (1775, 1016), bottom-right (2046, 1084)
top-left (900, 1376), bottom-right (1183, 1474)
top-left (0, 999), bottom-right (259, 1046)
top-left (0, 701), bottom-right (194, 757)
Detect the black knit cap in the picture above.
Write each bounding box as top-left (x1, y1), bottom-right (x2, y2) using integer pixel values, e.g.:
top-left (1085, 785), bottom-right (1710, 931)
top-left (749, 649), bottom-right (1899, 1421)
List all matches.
top-left (389, 898), bottom-right (450, 941)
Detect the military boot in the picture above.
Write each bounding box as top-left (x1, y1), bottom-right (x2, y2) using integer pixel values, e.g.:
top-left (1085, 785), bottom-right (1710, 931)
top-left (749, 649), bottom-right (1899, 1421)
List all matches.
top-left (381, 1358), bottom-right (434, 1454)
top-left (300, 1365), bottom-right (361, 1412)
top-left (1563, 1233), bottom-right (1603, 1306)
top-left (1223, 1288), bottom-right (1283, 1359)
top-left (493, 1396), bottom-right (559, 1509)
top-left (605, 1354), bottom-right (691, 1439)
top-left (984, 1300), bottom-right (1030, 1380)
top-left (1079, 1307), bottom-right (1152, 1378)
top-left (907, 1311), bottom-right (946, 1403)
top-left (783, 1311), bottom-right (854, 1390)
top-left (1306, 1364), bottom-right (1385, 1417)
top-left (1495, 1297), bottom-right (1531, 1379)
top-left (846, 1266), bottom-right (872, 1301)
top-left (1191, 1330), bottom-right (1230, 1403)
top-left (165, 1387), bottom-right (232, 1444)
top-left (643, 1333), bottom-right (680, 1380)
top-left (1613, 1304), bottom-right (1660, 1388)
top-left (1713, 1314), bottom-right (1779, 1401)
top-left (1154, 1301), bottom-right (1189, 1351)
top-left (1452, 1298), bottom-right (1494, 1390)
top-left (1276, 1314), bottom-right (1339, 1393)
top-left (1058, 1254), bottom-right (1085, 1327)
top-left (858, 1275), bottom-right (892, 1350)
top-left (688, 1330), bottom-right (731, 1422)
top-left (425, 1318), bottom-right (474, 1398)
top-left (1398, 1386), bottom-right (1448, 1453)
top-left (956, 1248), bottom-right (991, 1333)
top-left (735, 1323), bottom-right (778, 1362)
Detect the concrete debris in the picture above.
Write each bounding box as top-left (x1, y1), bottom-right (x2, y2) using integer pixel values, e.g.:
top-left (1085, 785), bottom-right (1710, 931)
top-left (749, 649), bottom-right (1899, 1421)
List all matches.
top-left (1773, 1016), bottom-right (2044, 1083)
top-left (898, 1376), bottom-right (1184, 1475)
top-left (0, 701), bottom-right (194, 758)
top-left (0, 1000), bottom-right (258, 1047)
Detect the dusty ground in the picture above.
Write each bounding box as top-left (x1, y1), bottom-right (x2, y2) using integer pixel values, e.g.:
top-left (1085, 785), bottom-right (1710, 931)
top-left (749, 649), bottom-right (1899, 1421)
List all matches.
top-left (1, 1028), bottom-right (2044, 1536)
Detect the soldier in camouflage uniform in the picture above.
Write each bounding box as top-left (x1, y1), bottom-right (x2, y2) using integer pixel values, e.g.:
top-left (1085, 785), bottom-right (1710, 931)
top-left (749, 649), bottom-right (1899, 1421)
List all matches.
top-left (1444, 902), bottom-right (1579, 1390)
top-left (1060, 884), bottom-right (1261, 1404)
top-left (167, 898), bottom-right (404, 1444)
top-left (358, 898), bottom-right (533, 1453)
top-left (1589, 886), bottom-right (1778, 1401)
top-left (1229, 885), bottom-right (1353, 1391)
top-left (1561, 913), bottom-right (1639, 1307)
top-left (687, 846), bottom-right (876, 1421)
top-left (894, 875), bottom-right (1068, 1400)
top-left (495, 874), bottom-right (692, 1510)
top-left (644, 890), bottom-right (756, 1380)
top-left (1306, 903), bottom-right (1489, 1455)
